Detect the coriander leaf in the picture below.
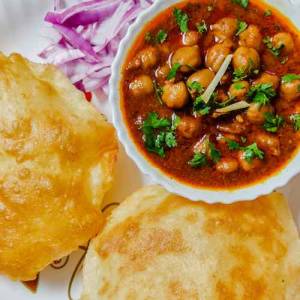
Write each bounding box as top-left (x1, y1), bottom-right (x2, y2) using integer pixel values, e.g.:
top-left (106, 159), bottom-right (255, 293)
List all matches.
top-left (225, 139), bottom-right (241, 150)
top-left (171, 113), bottom-right (181, 130)
top-left (153, 80), bottom-right (163, 105)
top-left (193, 96), bottom-right (211, 116)
top-left (187, 81), bottom-right (204, 94)
top-left (156, 29), bottom-right (168, 44)
top-left (263, 112), bottom-right (284, 133)
top-left (263, 36), bottom-right (284, 57)
top-left (188, 152), bottom-right (207, 168)
top-left (142, 113), bottom-right (180, 157)
top-left (165, 131), bottom-right (177, 148)
top-left (154, 132), bottom-right (166, 154)
top-left (290, 114), bottom-right (300, 131)
top-left (248, 83), bottom-right (277, 105)
top-left (197, 20), bottom-right (208, 33)
top-left (173, 8), bottom-right (189, 33)
top-left (282, 74), bottom-right (300, 84)
top-left (141, 113), bottom-right (170, 157)
top-left (141, 113), bottom-right (180, 157)
top-left (264, 9), bottom-right (272, 17)
top-left (143, 112), bottom-right (170, 129)
top-left (167, 63), bottom-right (181, 80)
top-left (233, 68), bottom-right (247, 82)
top-left (232, 0), bottom-right (249, 9)
top-left (233, 82), bottom-right (245, 90)
top-left (236, 20), bottom-right (248, 36)
top-left (243, 143), bottom-right (265, 162)
top-left (209, 142), bottom-right (221, 163)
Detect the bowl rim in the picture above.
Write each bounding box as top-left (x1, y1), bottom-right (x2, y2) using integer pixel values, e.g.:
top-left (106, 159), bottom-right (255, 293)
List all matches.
top-left (109, 0), bottom-right (300, 203)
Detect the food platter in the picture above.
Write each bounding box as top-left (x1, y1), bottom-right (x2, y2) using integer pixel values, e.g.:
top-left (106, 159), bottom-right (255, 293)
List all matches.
top-left (0, 0), bottom-right (299, 299)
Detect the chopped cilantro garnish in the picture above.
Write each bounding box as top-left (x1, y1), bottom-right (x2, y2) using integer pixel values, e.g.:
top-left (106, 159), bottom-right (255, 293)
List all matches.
top-left (165, 131), bottom-right (177, 148)
top-left (233, 82), bottom-right (245, 90)
top-left (145, 30), bottom-right (168, 44)
top-left (225, 139), bottom-right (241, 150)
top-left (263, 112), bottom-right (284, 133)
top-left (248, 83), bottom-right (277, 105)
top-left (290, 114), bottom-right (300, 131)
top-left (233, 68), bottom-right (247, 82)
top-left (282, 74), bottom-right (300, 84)
top-left (173, 8), bottom-right (189, 33)
top-left (141, 113), bottom-right (179, 157)
top-left (155, 29), bottom-right (168, 44)
top-left (143, 112), bottom-right (170, 129)
top-left (193, 96), bottom-right (211, 116)
top-left (243, 143), bottom-right (265, 162)
top-left (263, 36), bottom-right (284, 57)
top-left (187, 81), bottom-right (204, 94)
top-left (209, 142), bottom-right (221, 163)
top-left (153, 80), bottom-right (163, 105)
top-left (188, 152), bottom-right (207, 168)
top-left (236, 20), bottom-right (248, 36)
top-left (264, 9), bottom-right (272, 17)
top-left (232, 0), bottom-right (249, 9)
top-left (167, 63), bottom-right (181, 80)
top-left (171, 113), bottom-right (181, 130)
top-left (197, 20), bottom-right (208, 33)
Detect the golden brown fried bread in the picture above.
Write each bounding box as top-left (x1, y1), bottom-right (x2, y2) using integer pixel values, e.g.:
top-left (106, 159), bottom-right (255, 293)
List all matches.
top-left (0, 53), bottom-right (118, 281)
top-left (82, 186), bottom-right (300, 300)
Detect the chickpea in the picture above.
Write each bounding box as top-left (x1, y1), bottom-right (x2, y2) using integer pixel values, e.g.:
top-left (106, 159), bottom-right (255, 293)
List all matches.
top-left (228, 81), bottom-right (250, 100)
top-left (139, 46), bottom-right (159, 69)
top-left (253, 72), bottom-right (280, 90)
top-left (256, 132), bottom-right (280, 156)
top-left (155, 64), bottom-right (170, 81)
top-left (182, 31), bottom-right (200, 46)
top-left (162, 82), bottom-right (189, 109)
top-left (239, 25), bottom-right (262, 51)
top-left (177, 116), bottom-right (201, 138)
top-left (238, 150), bottom-right (262, 171)
top-left (212, 17), bottom-right (238, 42)
top-left (205, 43), bottom-right (232, 72)
top-left (172, 46), bottom-right (201, 73)
top-left (216, 158), bottom-right (239, 173)
top-left (187, 69), bottom-right (215, 96)
top-left (129, 75), bottom-right (153, 97)
top-left (246, 103), bottom-right (274, 124)
top-left (280, 79), bottom-right (300, 102)
top-left (292, 101), bottom-right (300, 114)
top-left (272, 32), bottom-right (294, 56)
top-left (233, 47), bottom-right (260, 75)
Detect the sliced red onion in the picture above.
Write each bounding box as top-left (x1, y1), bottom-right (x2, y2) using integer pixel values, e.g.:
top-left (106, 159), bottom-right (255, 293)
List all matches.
top-left (41, 0), bottom-right (154, 94)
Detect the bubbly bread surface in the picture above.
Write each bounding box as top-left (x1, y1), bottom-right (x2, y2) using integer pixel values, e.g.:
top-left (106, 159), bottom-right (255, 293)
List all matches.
top-left (0, 53), bottom-right (118, 280)
top-left (82, 185), bottom-right (300, 300)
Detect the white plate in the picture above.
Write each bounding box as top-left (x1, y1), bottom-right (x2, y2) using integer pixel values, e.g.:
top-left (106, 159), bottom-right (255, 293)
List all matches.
top-left (0, 0), bottom-right (299, 299)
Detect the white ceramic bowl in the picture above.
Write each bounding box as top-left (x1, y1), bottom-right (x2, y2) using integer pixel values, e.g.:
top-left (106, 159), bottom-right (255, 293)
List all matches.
top-left (110, 0), bottom-right (300, 203)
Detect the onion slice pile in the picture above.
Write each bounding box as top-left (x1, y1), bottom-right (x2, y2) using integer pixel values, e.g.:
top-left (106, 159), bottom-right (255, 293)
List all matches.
top-left (40, 0), bottom-right (153, 93)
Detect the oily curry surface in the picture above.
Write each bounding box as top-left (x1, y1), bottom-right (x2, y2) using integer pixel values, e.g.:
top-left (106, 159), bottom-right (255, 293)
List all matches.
top-left (121, 0), bottom-right (300, 189)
